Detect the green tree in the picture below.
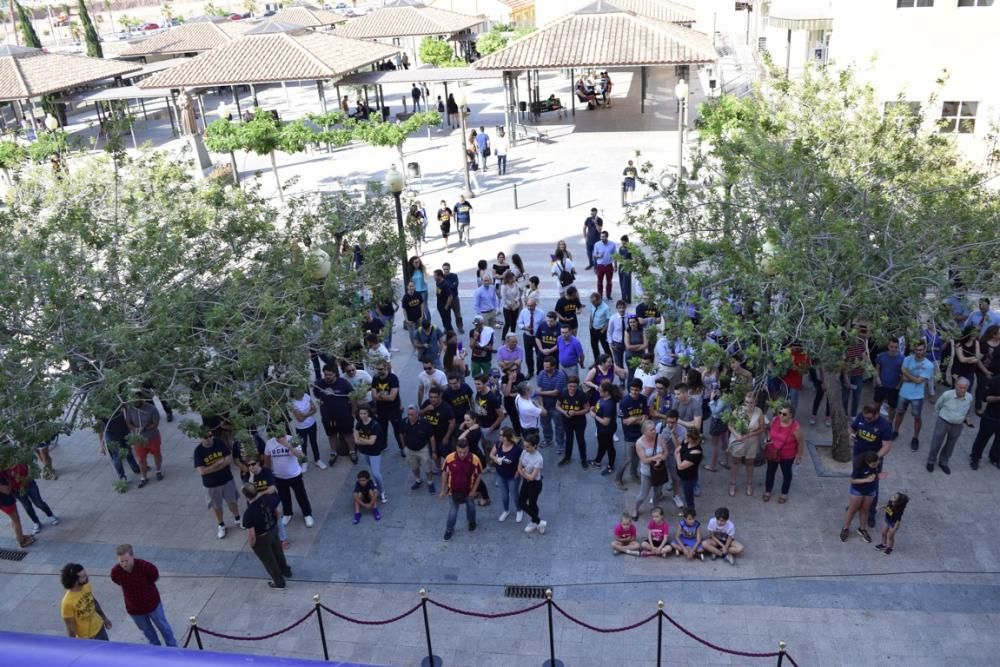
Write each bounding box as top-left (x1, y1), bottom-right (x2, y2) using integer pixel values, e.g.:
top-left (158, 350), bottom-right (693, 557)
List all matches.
top-left (351, 111), bottom-right (441, 175)
top-left (475, 29), bottom-right (506, 56)
top-left (627, 66), bottom-right (1000, 461)
top-left (117, 13), bottom-right (139, 32)
top-left (418, 36), bottom-right (454, 67)
top-left (16, 2), bottom-right (41, 47)
top-left (0, 139), bottom-right (26, 181)
top-left (202, 2), bottom-right (227, 17)
top-left (203, 117), bottom-right (242, 184)
top-left (78, 0), bottom-right (103, 57)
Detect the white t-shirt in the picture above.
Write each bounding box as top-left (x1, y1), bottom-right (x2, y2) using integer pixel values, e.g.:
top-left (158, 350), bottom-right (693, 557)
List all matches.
top-left (291, 393), bottom-right (316, 430)
top-left (707, 518), bottom-right (735, 541)
top-left (265, 437), bottom-right (303, 480)
top-left (363, 344), bottom-right (391, 373)
top-left (345, 369), bottom-right (373, 404)
top-left (418, 369), bottom-right (448, 395)
top-left (520, 449), bottom-right (543, 476)
top-left (516, 396), bottom-right (542, 429)
top-left (633, 367), bottom-right (659, 395)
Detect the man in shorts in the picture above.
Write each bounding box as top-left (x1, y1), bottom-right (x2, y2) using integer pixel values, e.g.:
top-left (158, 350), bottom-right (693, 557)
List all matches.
top-left (401, 405), bottom-right (436, 493)
top-left (1, 470), bottom-right (33, 547)
top-left (453, 195), bottom-right (473, 246)
top-left (193, 429), bottom-right (241, 539)
top-left (437, 200), bottom-right (453, 252)
top-left (893, 341), bottom-right (934, 451)
top-left (622, 160), bottom-right (637, 204)
top-left (126, 394), bottom-right (163, 488)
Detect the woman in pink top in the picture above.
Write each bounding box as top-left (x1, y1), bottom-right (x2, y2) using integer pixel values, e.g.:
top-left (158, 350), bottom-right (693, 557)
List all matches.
top-left (763, 405), bottom-right (804, 503)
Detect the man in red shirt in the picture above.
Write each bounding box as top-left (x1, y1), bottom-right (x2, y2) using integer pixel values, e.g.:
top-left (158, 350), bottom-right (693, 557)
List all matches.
top-left (439, 441), bottom-right (482, 541)
top-left (109, 544), bottom-right (177, 646)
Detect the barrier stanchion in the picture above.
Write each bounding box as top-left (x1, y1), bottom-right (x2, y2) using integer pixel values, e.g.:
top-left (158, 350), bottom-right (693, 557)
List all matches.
top-left (514, 183), bottom-right (519, 209)
top-left (566, 183), bottom-right (571, 209)
top-left (314, 594), bottom-right (330, 662)
top-left (190, 616), bottom-right (204, 650)
top-left (777, 641), bottom-right (786, 666)
top-left (419, 589), bottom-right (442, 667)
top-left (656, 601), bottom-right (664, 667)
top-left (542, 589), bottom-right (563, 667)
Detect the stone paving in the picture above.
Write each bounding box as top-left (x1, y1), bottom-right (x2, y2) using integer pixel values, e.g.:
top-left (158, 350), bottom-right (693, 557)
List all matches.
top-left (3, 65), bottom-right (1000, 667)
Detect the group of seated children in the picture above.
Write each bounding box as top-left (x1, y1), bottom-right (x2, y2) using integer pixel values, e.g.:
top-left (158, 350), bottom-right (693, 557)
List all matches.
top-left (612, 507), bottom-right (744, 565)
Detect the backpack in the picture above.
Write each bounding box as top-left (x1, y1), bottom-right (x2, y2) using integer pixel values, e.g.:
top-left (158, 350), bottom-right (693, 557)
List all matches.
top-left (557, 261), bottom-right (574, 288)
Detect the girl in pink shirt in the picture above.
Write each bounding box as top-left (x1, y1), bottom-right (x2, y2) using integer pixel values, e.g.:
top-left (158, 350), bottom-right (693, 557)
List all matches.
top-left (641, 506), bottom-right (672, 557)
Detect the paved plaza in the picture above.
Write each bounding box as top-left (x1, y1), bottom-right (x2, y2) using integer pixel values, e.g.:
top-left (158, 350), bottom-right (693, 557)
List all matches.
top-left (2, 67), bottom-right (1000, 667)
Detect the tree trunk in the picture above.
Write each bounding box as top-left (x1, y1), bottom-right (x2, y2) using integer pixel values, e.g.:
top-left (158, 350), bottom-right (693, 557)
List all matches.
top-left (269, 150), bottom-right (283, 201)
top-left (229, 150), bottom-right (239, 185)
top-left (822, 365), bottom-right (852, 462)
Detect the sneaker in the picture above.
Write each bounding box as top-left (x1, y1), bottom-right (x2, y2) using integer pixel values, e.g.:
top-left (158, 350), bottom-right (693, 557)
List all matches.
top-left (155, 471), bottom-right (164, 481)
top-left (524, 522), bottom-right (538, 533)
top-left (940, 464), bottom-right (951, 475)
top-left (516, 511), bottom-right (523, 523)
top-left (373, 509), bottom-right (381, 521)
top-left (910, 437), bottom-right (919, 451)
top-left (971, 459), bottom-right (980, 470)
top-left (698, 552), bottom-right (705, 561)
top-left (926, 463), bottom-right (934, 473)
top-left (31, 523), bottom-right (41, 535)
top-left (217, 524), bottom-right (227, 539)
top-left (315, 460), bottom-right (328, 470)
top-left (693, 483), bottom-right (701, 497)
top-left (498, 511), bottom-right (510, 522)
top-left (857, 527), bottom-right (872, 543)
top-left (874, 543), bottom-right (885, 551)
top-left (166, 413), bottom-right (174, 423)
top-left (444, 530), bottom-right (453, 540)
top-left (711, 554), bottom-right (718, 561)
top-left (301, 461), bottom-right (309, 473)
top-left (281, 515), bottom-right (292, 526)
top-left (891, 431), bottom-right (899, 440)
top-left (329, 454), bottom-right (339, 466)
top-left (883, 547), bottom-right (893, 556)
top-left (557, 458), bottom-right (571, 467)
top-left (614, 479), bottom-right (627, 491)
top-left (725, 554), bottom-right (735, 566)
top-left (824, 418), bottom-right (831, 428)
top-left (380, 493), bottom-right (388, 504)
top-left (304, 516), bottom-right (314, 528)
top-left (590, 460), bottom-right (602, 469)
top-left (601, 466), bottom-right (613, 476)
top-left (49, 516), bottom-right (60, 526)
top-left (411, 480), bottom-right (423, 491)
top-left (353, 512), bottom-right (361, 525)
top-left (427, 482), bottom-right (436, 494)
top-left (138, 478), bottom-right (148, 488)
top-left (349, 452), bottom-right (359, 464)
top-left (537, 520), bottom-right (547, 534)
top-left (672, 495), bottom-right (684, 508)
top-left (469, 522), bottom-right (477, 532)
top-left (808, 417), bottom-right (816, 426)
top-left (267, 582), bottom-right (286, 590)
top-left (665, 481), bottom-right (674, 493)
top-left (234, 515), bottom-right (243, 528)
top-left (839, 528), bottom-right (849, 542)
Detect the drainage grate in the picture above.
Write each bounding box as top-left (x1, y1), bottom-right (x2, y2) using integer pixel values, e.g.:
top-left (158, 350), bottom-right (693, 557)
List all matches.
top-left (504, 585), bottom-right (548, 599)
top-left (0, 548), bottom-right (27, 562)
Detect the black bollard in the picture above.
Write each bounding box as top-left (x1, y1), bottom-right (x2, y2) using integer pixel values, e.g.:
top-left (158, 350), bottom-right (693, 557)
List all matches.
top-left (566, 183), bottom-right (571, 209)
top-left (314, 594), bottom-right (330, 661)
top-left (514, 183), bottom-right (519, 210)
top-left (419, 589), bottom-right (442, 667)
top-left (542, 589), bottom-right (564, 667)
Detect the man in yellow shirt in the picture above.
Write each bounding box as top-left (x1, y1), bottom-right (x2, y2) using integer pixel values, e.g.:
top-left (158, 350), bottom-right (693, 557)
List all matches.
top-left (60, 563), bottom-right (112, 640)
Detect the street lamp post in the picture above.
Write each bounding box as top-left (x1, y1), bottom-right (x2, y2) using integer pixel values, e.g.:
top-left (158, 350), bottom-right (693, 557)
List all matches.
top-left (674, 78), bottom-right (689, 180)
top-left (457, 91), bottom-right (473, 199)
top-left (385, 165), bottom-right (409, 285)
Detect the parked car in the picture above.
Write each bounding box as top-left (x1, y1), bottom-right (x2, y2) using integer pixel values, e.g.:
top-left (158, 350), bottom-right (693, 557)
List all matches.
top-left (263, 9), bottom-right (276, 16)
top-left (228, 13), bottom-right (243, 20)
top-left (139, 22), bottom-right (160, 31)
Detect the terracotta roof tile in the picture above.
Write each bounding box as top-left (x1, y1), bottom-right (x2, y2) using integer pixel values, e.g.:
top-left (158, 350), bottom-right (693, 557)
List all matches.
top-left (119, 21), bottom-right (253, 58)
top-left (272, 6), bottom-right (348, 28)
top-left (473, 10), bottom-right (714, 69)
top-left (336, 5), bottom-right (482, 39)
top-left (0, 48), bottom-right (142, 101)
top-left (596, 0), bottom-right (696, 25)
top-left (138, 28), bottom-right (399, 88)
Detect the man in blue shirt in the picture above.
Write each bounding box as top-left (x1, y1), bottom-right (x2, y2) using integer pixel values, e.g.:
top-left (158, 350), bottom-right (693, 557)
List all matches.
top-left (614, 379), bottom-right (647, 489)
top-left (536, 357), bottom-right (567, 453)
top-left (849, 403), bottom-right (894, 527)
top-left (453, 195), bottom-right (473, 246)
top-left (472, 275), bottom-right (498, 329)
top-left (441, 262), bottom-right (464, 333)
top-left (534, 312), bottom-right (561, 376)
top-left (588, 292), bottom-right (612, 361)
top-left (592, 231), bottom-right (617, 299)
top-left (556, 326), bottom-right (585, 379)
top-left (474, 127), bottom-right (490, 172)
top-left (874, 340), bottom-right (904, 423)
top-left (892, 341), bottom-right (935, 452)
top-left (965, 298), bottom-right (1000, 337)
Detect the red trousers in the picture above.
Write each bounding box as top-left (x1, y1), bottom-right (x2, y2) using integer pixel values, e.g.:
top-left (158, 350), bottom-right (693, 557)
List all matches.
top-left (595, 264), bottom-right (614, 298)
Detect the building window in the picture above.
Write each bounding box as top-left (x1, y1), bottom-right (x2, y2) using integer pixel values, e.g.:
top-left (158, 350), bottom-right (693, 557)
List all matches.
top-left (896, 0), bottom-right (934, 6)
top-left (939, 101), bottom-right (978, 134)
top-left (958, 0), bottom-right (994, 6)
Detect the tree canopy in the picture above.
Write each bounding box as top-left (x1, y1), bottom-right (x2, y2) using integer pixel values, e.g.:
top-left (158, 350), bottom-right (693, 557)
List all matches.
top-left (626, 65), bottom-right (1000, 460)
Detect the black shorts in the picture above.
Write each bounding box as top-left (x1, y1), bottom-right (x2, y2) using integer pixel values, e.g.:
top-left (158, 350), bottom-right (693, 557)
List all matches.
top-left (321, 411), bottom-right (354, 436)
top-left (623, 178), bottom-right (636, 192)
top-left (873, 386), bottom-right (899, 407)
top-left (440, 222), bottom-right (450, 236)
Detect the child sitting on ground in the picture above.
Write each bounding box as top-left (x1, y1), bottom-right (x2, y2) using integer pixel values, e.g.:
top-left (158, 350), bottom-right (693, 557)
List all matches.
top-left (672, 507), bottom-right (703, 560)
top-left (702, 507), bottom-right (744, 565)
top-left (611, 511), bottom-right (642, 556)
top-left (874, 492), bottom-right (908, 556)
top-left (353, 470), bottom-right (381, 524)
top-left (641, 506), bottom-right (673, 557)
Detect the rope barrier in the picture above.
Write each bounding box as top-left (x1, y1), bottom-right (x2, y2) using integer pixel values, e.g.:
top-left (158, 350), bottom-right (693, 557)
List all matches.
top-left (659, 609), bottom-right (782, 659)
top-left (197, 608), bottom-right (316, 641)
top-left (551, 601), bottom-right (658, 633)
top-left (319, 601), bottom-right (422, 626)
top-left (428, 598), bottom-right (547, 619)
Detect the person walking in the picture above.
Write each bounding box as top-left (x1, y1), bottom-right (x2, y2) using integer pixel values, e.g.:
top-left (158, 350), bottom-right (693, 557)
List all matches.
top-left (926, 377), bottom-right (973, 474)
top-left (455, 195), bottom-right (474, 245)
top-left (556, 326), bottom-right (586, 379)
top-left (193, 429), bottom-right (242, 539)
top-left (491, 428), bottom-right (523, 522)
top-left (557, 375), bottom-right (590, 468)
top-left (441, 262), bottom-right (464, 332)
top-left (592, 231), bottom-right (617, 300)
top-left (970, 373), bottom-right (1000, 470)
top-left (110, 544), bottom-right (177, 646)
top-left (313, 364), bottom-right (356, 466)
top-left (411, 83), bottom-right (423, 111)
top-left (446, 93), bottom-right (459, 126)
top-left (582, 208), bottom-right (603, 270)
top-left (434, 269), bottom-right (456, 333)
top-left (125, 394), bottom-right (163, 488)
top-left (494, 126), bottom-right (509, 175)
top-left (3, 462), bottom-right (59, 535)
top-left (264, 430), bottom-right (315, 529)
top-left (518, 432), bottom-right (547, 534)
top-left (762, 405), bottom-right (804, 503)
top-left (475, 126), bottom-right (491, 172)
top-left (440, 439), bottom-right (482, 540)
top-left (96, 408), bottom-right (141, 485)
top-left (617, 236), bottom-right (633, 303)
top-left (60, 564), bottom-right (112, 640)
top-left (241, 483), bottom-right (292, 589)
top-left (588, 292), bottom-right (612, 362)
top-left (631, 420), bottom-right (667, 520)
top-left (622, 160), bottom-right (637, 204)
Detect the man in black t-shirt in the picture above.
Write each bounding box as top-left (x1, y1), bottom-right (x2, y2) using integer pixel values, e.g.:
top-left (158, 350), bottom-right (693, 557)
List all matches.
top-left (401, 406), bottom-right (436, 492)
top-left (402, 284), bottom-right (424, 344)
top-left (582, 208), bottom-right (603, 270)
top-left (441, 263), bottom-right (464, 333)
top-left (241, 484), bottom-right (291, 589)
top-left (444, 374), bottom-right (474, 425)
top-left (193, 431), bottom-right (240, 540)
top-left (433, 269), bottom-right (455, 333)
top-left (971, 374), bottom-right (1000, 468)
top-left (371, 363), bottom-right (403, 454)
top-left (437, 201), bottom-right (453, 252)
top-left (97, 409), bottom-right (140, 483)
top-left (535, 312), bottom-right (561, 372)
top-left (473, 376), bottom-right (505, 447)
top-left (420, 386), bottom-right (456, 466)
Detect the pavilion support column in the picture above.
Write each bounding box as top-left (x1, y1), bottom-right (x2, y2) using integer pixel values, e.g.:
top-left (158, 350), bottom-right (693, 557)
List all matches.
top-left (27, 99), bottom-right (39, 131)
top-left (142, 97), bottom-right (152, 122)
top-left (281, 81), bottom-right (291, 108)
top-left (785, 29), bottom-right (792, 76)
top-left (165, 96), bottom-right (178, 137)
top-left (317, 80), bottom-right (327, 114)
top-left (126, 98), bottom-right (138, 149)
top-left (533, 69), bottom-right (541, 122)
top-left (231, 86), bottom-right (243, 119)
top-left (13, 99), bottom-right (25, 130)
top-left (443, 81), bottom-right (450, 126)
top-left (502, 72), bottom-right (512, 141)
top-left (363, 85), bottom-right (369, 113)
top-left (335, 84), bottom-right (341, 112)
top-left (570, 68), bottom-right (578, 116)
top-left (640, 66), bottom-right (647, 114)
top-left (249, 84), bottom-right (259, 109)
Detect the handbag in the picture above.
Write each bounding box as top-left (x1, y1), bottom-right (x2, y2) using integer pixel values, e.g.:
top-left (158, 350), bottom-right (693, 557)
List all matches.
top-left (764, 441), bottom-right (781, 463)
top-left (649, 461), bottom-right (669, 487)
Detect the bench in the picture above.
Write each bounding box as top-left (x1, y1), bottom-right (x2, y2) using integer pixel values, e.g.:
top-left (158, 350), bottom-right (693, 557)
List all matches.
top-left (529, 98), bottom-right (565, 117)
top-left (512, 122), bottom-right (549, 144)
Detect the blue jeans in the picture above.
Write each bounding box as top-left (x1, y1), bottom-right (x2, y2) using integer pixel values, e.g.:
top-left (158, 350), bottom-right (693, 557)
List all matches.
top-left (496, 154), bottom-right (507, 174)
top-left (540, 410), bottom-right (565, 450)
top-left (417, 290), bottom-right (431, 321)
top-left (787, 388), bottom-right (801, 418)
top-left (498, 475), bottom-right (520, 512)
top-left (842, 375), bottom-right (863, 418)
top-left (108, 440), bottom-right (140, 479)
top-left (16, 480), bottom-right (54, 524)
top-left (378, 312), bottom-right (394, 348)
top-left (619, 271), bottom-right (632, 303)
top-left (365, 453), bottom-right (385, 495)
top-left (131, 602), bottom-right (177, 646)
top-left (446, 495), bottom-right (476, 531)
